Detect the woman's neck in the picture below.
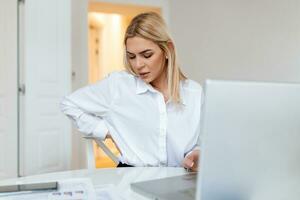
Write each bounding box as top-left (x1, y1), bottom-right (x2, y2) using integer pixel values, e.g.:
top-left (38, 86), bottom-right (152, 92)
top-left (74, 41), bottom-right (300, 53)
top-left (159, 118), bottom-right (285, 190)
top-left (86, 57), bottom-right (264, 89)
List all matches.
top-left (150, 69), bottom-right (169, 102)
top-left (151, 69), bottom-right (168, 93)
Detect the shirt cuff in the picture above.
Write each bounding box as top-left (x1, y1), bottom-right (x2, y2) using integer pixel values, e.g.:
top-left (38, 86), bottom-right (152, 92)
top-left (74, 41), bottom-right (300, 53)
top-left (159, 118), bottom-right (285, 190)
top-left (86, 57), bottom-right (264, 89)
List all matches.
top-left (92, 120), bottom-right (109, 140)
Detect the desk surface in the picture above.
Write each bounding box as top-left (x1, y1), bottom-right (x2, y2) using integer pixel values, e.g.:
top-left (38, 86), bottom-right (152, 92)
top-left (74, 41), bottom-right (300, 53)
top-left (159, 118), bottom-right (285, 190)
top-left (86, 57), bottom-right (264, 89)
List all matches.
top-left (0, 167), bottom-right (188, 199)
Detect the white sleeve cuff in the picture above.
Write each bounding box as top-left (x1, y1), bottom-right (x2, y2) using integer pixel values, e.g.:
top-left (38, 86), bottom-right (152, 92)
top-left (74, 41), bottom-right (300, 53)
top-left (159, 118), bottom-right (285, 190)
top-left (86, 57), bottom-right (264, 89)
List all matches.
top-left (92, 120), bottom-right (109, 140)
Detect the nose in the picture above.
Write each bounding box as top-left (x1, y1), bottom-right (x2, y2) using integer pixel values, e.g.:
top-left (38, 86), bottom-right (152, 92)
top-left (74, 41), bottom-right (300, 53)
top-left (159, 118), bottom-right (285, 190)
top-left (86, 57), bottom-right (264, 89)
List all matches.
top-left (134, 57), bottom-right (145, 70)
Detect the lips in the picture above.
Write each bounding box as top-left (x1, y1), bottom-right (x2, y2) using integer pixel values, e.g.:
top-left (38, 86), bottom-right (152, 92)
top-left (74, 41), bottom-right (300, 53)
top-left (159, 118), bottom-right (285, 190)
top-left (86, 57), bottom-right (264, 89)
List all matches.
top-left (139, 72), bottom-right (150, 78)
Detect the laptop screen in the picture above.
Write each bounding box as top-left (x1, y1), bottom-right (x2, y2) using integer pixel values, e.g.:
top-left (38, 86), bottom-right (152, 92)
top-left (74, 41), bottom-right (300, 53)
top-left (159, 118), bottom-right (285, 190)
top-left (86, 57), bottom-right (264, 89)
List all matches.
top-left (197, 80), bottom-right (300, 200)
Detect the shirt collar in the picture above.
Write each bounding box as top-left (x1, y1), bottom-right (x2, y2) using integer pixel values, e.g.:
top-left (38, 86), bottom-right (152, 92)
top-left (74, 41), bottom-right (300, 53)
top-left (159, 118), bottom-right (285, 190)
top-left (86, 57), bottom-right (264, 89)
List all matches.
top-left (136, 77), bottom-right (156, 94)
top-left (136, 76), bottom-right (187, 106)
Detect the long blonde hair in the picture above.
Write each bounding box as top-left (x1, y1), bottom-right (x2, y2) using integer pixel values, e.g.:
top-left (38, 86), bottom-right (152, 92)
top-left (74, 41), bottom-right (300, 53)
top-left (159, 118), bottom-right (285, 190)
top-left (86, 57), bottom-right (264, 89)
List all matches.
top-left (124, 12), bottom-right (186, 104)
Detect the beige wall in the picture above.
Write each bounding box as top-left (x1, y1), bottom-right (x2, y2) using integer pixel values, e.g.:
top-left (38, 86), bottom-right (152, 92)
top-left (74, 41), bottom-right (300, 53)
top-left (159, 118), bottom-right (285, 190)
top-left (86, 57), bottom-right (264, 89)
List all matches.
top-left (170, 0), bottom-right (300, 84)
top-left (90, 0), bottom-right (170, 24)
top-left (89, 13), bottom-right (125, 78)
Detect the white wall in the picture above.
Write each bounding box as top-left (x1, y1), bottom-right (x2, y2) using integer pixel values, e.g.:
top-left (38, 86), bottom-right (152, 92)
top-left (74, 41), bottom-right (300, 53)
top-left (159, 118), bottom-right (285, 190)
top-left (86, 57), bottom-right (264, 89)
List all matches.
top-left (170, 0), bottom-right (300, 84)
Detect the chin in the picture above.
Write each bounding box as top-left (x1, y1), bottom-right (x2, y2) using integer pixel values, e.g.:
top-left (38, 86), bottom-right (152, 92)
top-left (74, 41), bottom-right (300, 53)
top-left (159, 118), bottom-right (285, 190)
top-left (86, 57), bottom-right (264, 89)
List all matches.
top-left (143, 79), bottom-right (151, 84)
top-left (140, 77), bottom-right (153, 83)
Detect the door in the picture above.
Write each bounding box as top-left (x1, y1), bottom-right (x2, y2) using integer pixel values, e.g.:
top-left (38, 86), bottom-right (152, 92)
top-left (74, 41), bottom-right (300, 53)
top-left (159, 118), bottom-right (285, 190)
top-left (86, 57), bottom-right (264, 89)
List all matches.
top-left (20, 0), bottom-right (72, 176)
top-left (0, 0), bottom-right (18, 179)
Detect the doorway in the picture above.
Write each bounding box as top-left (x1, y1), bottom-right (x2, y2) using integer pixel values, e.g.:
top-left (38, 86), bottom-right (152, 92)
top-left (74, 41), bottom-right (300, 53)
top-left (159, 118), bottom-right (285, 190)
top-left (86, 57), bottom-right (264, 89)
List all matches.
top-left (88, 2), bottom-right (161, 168)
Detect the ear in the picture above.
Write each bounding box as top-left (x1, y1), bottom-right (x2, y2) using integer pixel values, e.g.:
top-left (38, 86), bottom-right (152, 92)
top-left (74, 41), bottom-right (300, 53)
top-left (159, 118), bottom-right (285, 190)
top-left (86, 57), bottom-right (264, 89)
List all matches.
top-left (165, 41), bottom-right (174, 60)
top-left (167, 41), bottom-right (175, 51)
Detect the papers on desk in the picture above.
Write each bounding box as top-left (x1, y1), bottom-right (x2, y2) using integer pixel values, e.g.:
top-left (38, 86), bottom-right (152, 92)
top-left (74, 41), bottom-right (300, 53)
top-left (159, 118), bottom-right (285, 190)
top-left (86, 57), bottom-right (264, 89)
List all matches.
top-left (0, 178), bottom-right (96, 200)
top-left (48, 178), bottom-right (96, 200)
top-left (95, 185), bottom-right (126, 200)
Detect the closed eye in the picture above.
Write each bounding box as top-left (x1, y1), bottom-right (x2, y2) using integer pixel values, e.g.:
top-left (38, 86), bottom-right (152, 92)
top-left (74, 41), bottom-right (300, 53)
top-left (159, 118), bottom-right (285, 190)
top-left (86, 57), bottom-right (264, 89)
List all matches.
top-left (143, 53), bottom-right (153, 58)
top-left (128, 55), bottom-right (136, 59)
top-left (127, 52), bottom-right (136, 59)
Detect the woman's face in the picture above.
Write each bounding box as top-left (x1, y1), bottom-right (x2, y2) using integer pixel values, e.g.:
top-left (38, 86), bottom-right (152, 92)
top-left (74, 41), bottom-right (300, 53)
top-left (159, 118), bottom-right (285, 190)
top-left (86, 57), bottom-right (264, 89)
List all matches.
top-left (126, 36), bottom-right (166, 84)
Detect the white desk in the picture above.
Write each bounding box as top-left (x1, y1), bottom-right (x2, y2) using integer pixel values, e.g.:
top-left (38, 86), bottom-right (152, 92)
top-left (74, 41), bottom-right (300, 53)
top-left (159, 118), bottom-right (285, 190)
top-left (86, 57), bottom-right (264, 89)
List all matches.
top-left (0, 167), bottom-right (188, 199)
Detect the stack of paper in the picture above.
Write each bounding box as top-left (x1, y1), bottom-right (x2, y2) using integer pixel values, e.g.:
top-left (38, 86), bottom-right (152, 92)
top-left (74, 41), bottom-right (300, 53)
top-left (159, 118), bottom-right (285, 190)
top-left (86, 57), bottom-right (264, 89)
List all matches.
top-left (0, 179), bottom-right (96, 200)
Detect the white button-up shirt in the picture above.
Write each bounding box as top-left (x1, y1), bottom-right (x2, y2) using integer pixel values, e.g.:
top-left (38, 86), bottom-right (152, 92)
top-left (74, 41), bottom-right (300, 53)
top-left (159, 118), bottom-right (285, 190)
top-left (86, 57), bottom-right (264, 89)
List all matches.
top-left (61, 71), bottom-right (202, 167)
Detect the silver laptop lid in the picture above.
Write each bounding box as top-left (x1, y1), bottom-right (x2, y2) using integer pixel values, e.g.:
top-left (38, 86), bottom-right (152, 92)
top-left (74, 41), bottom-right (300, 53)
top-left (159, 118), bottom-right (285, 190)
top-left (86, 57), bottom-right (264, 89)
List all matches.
top-left (197, 80), bottom-right (300, 200)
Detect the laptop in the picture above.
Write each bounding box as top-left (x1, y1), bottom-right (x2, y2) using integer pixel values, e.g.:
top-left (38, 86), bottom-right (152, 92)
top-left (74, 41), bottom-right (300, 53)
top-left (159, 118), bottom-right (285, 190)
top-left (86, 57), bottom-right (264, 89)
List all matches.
top-left (131, 80), bottom-right (300, 200)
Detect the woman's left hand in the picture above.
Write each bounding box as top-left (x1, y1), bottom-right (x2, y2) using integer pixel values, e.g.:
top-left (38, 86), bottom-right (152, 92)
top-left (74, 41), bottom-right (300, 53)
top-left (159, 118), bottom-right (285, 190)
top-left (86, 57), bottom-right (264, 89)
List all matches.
top-left (182, 149), bottom-right (200, 172)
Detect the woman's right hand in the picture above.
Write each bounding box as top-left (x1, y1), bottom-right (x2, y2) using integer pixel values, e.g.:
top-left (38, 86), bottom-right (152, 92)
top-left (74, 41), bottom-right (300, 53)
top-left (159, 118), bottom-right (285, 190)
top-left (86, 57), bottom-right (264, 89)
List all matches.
top-left (182, 150), bottom-right (200, 172)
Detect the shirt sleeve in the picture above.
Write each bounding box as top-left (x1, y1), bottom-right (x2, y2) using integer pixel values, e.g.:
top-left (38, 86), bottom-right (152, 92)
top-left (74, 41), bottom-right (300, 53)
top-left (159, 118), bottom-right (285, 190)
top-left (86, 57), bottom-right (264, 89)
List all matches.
top-left (184, 87), bottom-right (204, 158)
top-left (60, 74), bottom-right (115, 140)
top-left (198, 87), bottom-right (205, 148)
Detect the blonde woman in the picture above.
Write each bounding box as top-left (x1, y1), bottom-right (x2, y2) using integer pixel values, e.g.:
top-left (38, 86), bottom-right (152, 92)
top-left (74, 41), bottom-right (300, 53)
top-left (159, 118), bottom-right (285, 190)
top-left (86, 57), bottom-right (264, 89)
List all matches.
top-left (61, 12), bottom-right (201, 171)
